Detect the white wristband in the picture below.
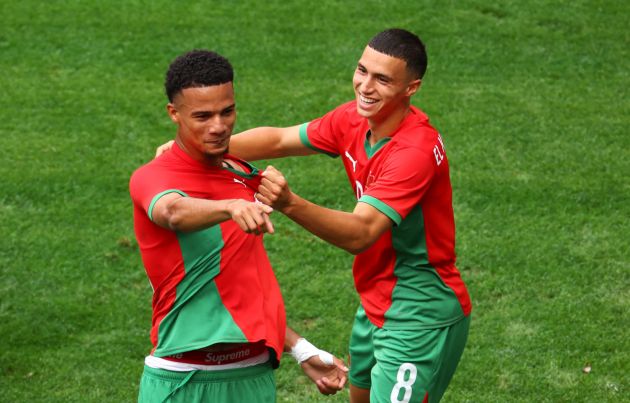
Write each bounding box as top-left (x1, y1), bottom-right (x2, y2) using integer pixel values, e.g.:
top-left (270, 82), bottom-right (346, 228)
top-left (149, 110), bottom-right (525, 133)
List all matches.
top-left (290, 338), bottom-right (334, 365)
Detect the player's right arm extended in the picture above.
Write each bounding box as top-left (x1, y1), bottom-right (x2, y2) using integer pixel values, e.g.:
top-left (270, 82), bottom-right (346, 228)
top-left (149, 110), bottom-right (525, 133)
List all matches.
top-left (229, 125), bottom-right (314, 161)
top-left (154, 125), bottom-right (315, 160)
top-left (151, 192), bottom-right (274, 234)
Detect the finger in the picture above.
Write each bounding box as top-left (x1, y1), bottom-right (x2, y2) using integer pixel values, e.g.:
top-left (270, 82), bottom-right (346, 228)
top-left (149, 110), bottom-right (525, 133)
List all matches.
top-left (241, 213), bottom-right (261, 233)
top-left (255, 191), bottom-right (272, 207)
top-left (334, 358), bottom-right (349, 372)
top-left (234, 217), bottom-right (253, 233)
top-left (261, 172), bottom-right (285, 188)
top-left (262, 213), bottom-right (274, 234)
top-left (315, 379), bottom-right (335, 395)
top-left (320, 376), bottom-right (343, 391)
top-left (155, 140), bottom-right (174, 158)
top-left (255, 197), bottom-right (274, 213)
top-left (259, 178), bottom-right (283, 200)
top-left (256, 184), bottom-right (277, 205)
top-left (261, 165), bottom-right (278, 177)
top-left (338, 372), bottom-right (347, 389)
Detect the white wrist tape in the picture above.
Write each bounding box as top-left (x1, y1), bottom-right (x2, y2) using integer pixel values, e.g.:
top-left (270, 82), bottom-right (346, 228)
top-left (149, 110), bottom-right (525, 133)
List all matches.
top-left (290, 338), bottom-right (334, 365)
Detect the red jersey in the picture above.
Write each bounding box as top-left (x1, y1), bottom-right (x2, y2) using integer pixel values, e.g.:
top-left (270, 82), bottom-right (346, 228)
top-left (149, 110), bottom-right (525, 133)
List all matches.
top-left (300, 101), bottom-right (471, 329)
top-left (129, 142), bottom-right (285, 360)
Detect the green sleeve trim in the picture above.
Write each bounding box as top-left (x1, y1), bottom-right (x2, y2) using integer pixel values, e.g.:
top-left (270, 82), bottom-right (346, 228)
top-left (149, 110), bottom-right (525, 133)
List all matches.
top-left (299, 122), bottom-right (338, 158)
top-left (148, 189), bottom-right (188, 222)
top-left (359, 195), bottom-right (402, 225)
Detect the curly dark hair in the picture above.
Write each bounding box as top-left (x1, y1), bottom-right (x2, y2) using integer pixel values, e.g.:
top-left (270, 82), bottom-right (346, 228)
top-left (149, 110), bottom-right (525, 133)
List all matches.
top-left (164, 50), bottom-right (234, 102)
top-left (368, 29), bottom-right (428, 79)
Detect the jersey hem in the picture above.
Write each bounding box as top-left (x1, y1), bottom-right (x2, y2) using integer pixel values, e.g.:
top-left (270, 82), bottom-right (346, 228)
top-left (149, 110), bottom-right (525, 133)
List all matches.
top-left (382, 313), bottom-right (467, 331)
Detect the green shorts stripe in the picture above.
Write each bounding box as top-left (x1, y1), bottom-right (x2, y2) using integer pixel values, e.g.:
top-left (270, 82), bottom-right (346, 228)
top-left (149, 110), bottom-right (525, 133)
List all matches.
top-left (138, 361), bottom-right (275, 403)
top-left (349, 305), bottom-right (470, 403)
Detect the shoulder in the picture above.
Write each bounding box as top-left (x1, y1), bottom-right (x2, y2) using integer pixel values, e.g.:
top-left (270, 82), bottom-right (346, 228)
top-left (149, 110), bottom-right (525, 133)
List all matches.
top-left (130, 153), bottom-right (175, 189)
top-left (395, 107), bottom-right (442, 152)
top-left (322, 100), bottom-right (361, 123)
top-left (338, 100), bottom-right (362, 122)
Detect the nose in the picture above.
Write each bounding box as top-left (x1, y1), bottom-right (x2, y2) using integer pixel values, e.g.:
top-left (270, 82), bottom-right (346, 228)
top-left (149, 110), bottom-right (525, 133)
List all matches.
top-left (207, 115), bottom-right (228, 134)
top-left (358, 76), bottom-right (374, 94)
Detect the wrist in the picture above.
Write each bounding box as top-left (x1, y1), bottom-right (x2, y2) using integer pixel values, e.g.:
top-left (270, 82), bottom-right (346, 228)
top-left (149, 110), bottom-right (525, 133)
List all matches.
top-left (280, 192), bottom-right (300, 215)
top-left (290, 338), bottom-right (333, 365)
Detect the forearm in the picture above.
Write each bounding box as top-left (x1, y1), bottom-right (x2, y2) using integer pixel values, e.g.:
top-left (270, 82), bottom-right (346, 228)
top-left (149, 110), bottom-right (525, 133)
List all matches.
top-left (231, 125), bottom-right (312, 161)
top-left (164, 197), bottom-right (234, 232)
top-left (284, 326), bottom-right (334, 366)
top-left (284, 326), bottom-right (302, 352)
top-left (281, 194), bottom-right (377, 255)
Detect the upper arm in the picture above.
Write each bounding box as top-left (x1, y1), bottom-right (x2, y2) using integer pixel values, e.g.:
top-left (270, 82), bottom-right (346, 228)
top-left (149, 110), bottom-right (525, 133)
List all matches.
top-left (275, 125), bottom-right (317, 156)
top-left (150, 192), bottom-right (184, 229)
top-left (353, 202), bottom-right (394, 246)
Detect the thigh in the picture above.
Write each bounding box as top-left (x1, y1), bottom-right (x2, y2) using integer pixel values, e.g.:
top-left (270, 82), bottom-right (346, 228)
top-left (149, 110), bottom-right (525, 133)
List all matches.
top-left (348, 305), bottom-right (377, 390)
top-left (428, 315), bottom-right (470, 403)
top-left (370, 318), bottom-right (469, 403)
top-left (218, 367), bottom-right (276, 403)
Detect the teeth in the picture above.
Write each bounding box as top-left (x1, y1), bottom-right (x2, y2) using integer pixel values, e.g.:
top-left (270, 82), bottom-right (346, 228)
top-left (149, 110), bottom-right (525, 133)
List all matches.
top-left (360, 95), bottom-right (377, 104)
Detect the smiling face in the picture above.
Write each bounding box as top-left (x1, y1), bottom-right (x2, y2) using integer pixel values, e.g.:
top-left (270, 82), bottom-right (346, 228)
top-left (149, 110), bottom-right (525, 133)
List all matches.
top-left (353, 46), bottom-right (420, 124)
top-left (167, 83), bottom-right (236, 165)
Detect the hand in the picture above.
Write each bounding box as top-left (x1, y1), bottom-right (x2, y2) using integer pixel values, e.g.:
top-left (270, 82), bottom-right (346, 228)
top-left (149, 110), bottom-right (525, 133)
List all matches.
top-left (155, 140), bottom-right (175, 158)
top-left (300, 354), bottom-right (348, 395)
top-left (257, 165), bottom-right (293, 211)
top-left (225, 199), bottom-right (274, 234)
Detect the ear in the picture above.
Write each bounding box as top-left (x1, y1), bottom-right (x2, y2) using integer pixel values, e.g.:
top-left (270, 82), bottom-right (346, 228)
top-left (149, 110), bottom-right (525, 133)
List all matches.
top-left (406, 79), bottom-right (421, 97)
top-left (166, 103), bottom-right (179, 124)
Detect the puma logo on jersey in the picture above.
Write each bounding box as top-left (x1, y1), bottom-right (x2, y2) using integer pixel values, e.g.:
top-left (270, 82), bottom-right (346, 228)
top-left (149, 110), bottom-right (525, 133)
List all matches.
top-left (233, 178), bottom-right (246, 187)
top-left (345, 151), bottom-right (358, 172)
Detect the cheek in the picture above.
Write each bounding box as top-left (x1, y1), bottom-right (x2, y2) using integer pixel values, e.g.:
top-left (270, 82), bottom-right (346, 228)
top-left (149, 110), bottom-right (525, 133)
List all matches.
top-left (224, 116), bottom-right (236, 132)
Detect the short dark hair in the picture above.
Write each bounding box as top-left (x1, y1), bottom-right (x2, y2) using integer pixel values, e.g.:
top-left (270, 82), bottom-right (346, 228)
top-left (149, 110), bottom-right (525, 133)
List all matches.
top-left (368, 29), bottom-right (427, 79)
top-left (164, 50), bottom-right (234, 102)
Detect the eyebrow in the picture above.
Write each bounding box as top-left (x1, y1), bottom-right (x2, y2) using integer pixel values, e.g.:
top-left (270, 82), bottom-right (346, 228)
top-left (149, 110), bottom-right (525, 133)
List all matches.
top-left (190, 103), bottom-right (236, 116)
top-left (357, 62), bottom-right (393, 82)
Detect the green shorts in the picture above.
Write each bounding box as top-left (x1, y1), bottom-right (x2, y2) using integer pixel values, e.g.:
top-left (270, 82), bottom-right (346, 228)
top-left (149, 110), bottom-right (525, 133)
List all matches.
top-left (349, 305), bottom-right (470, 403)
top-left (138, 361), bottom-right (275, 403)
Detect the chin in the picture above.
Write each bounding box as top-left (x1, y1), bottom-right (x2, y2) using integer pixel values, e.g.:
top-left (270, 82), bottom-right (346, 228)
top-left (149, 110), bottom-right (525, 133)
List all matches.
top-left (204, 147), bottom-right (228, 157)
top-left (355, 103), bottom-right (368, 116)
top-left (356, 106), bottom-right (374, 119)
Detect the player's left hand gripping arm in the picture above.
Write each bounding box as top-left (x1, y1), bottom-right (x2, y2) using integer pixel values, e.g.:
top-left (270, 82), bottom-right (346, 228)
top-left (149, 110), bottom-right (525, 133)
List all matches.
top-left (284, 327), bottom-right (348, 395)
top-left (257, 166), bottom-right (392, 254)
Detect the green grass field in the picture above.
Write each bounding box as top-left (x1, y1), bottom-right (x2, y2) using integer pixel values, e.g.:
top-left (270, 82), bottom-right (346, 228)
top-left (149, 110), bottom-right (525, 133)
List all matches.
top-left (1, 1), bottom-right (628, 402)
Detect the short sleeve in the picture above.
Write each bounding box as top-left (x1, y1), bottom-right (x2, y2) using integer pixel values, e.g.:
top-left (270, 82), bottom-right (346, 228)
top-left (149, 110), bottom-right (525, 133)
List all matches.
top-left (359, 147), bottom-right (435, 223)
top-left (299, 102), bottom-right (358, 157)
top-left (129, 166), bottom-right (187, 222)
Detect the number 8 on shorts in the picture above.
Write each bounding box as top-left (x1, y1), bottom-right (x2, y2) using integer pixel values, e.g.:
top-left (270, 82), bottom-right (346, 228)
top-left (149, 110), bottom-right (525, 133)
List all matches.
top-left (390, 363), bottom-right (418, 403)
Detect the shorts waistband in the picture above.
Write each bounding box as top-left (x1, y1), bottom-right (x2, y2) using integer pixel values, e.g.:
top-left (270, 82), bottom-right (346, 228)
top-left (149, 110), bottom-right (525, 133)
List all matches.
top-left (142, 361), bottom-right (273, 383)
top-left (161, 342), bottom-right (267, 366)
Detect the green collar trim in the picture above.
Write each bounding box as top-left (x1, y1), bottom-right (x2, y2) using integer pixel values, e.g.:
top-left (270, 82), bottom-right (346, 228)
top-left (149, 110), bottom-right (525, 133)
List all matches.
top-left (364, 130), bottom-right (392, 158)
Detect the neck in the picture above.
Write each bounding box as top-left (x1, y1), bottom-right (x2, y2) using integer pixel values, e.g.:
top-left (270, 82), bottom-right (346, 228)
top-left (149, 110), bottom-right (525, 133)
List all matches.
top-left (175, 138), bottom-right (224, 167)
top-left (367, 104), bottom-right (410, 145)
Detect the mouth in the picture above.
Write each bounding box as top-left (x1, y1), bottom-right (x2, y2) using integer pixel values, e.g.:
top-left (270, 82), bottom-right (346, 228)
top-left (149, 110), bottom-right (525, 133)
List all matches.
top-left (359, 94), bottom-right (378, 106)
top-left (204, 135), bottom-right (229, 143)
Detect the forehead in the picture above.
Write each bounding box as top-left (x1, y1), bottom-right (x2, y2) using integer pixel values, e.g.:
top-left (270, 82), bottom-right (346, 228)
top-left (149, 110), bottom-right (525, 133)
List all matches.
top-left (174, 83), bottom-right (234, 111)
top-left (358, 46), bottom-right (409, 78)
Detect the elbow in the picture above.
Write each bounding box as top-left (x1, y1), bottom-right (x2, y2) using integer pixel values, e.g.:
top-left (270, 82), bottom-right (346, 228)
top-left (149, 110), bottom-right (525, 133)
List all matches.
top-left (164, 202), bottom-right (186, 231)
top-left (343, 238), bottom-right (374, 255)
top-left (166, 214), bottom-right (183, 231)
